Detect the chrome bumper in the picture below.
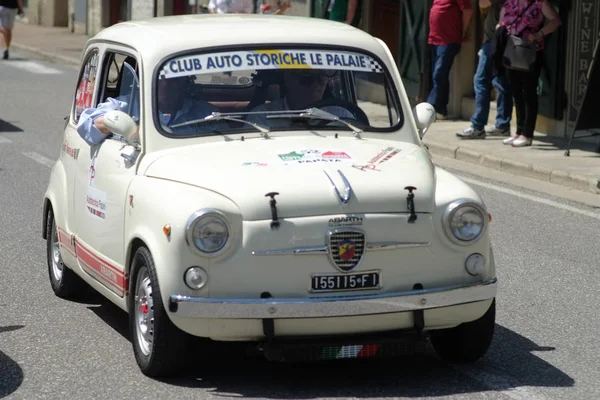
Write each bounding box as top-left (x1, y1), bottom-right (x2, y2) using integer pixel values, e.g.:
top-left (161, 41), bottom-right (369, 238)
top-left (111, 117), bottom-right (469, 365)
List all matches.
top-left (169, 278), bottom-right (497, 319)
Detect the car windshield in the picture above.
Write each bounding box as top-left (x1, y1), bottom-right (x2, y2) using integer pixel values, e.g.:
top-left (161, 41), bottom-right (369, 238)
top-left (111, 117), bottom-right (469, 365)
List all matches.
top-left (154, 47), bottom-right (403, 137)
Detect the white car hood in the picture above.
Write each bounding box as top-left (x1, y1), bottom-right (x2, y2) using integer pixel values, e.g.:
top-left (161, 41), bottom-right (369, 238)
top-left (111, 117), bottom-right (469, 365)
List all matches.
top-left (143, 137), bottom-right (436, 220)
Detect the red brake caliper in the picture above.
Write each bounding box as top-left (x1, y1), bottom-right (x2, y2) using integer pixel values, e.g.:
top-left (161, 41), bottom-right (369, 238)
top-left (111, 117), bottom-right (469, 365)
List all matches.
top-left (139, 298), bottom-right (148, 314)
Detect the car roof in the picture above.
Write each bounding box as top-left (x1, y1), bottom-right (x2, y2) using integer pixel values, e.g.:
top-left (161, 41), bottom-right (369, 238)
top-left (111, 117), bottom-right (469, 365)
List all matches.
top-left (88, 14), bottom-right (386, 65)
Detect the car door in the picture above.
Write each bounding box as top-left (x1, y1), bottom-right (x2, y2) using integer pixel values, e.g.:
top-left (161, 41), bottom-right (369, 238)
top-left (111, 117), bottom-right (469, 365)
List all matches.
top-left (72, 48), bottom-right (143, 297)
top-left (57, 47), bottom-right (102, 268)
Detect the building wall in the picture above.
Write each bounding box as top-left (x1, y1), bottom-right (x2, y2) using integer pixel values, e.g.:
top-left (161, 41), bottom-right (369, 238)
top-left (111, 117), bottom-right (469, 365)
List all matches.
top-left (27, 0), bottom-right (69, 27)
top-left (131, 0), bottom-right (155, 20)
top-left (86, 0), bottom-right (104, 36)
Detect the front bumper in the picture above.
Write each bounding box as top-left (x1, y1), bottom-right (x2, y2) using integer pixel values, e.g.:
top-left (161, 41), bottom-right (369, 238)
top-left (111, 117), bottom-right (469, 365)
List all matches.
top-left (169, 278), bottom-right (497, 319)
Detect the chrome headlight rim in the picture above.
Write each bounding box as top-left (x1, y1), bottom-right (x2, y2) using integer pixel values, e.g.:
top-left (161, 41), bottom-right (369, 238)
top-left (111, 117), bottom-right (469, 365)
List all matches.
top-left (442, 199), bottom-right (487, 246)
top-left (185, 209), bottom-right (231, 257)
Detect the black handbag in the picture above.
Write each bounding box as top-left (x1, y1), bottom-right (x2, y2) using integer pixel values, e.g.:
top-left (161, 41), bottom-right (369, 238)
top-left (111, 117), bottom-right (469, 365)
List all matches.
top-left (503, 34), bottom-right (538, 71)
top-left (502, 1), bottom-right (540, 72)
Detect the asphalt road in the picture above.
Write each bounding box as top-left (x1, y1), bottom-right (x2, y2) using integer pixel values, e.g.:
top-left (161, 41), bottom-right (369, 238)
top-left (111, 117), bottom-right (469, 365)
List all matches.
top-left (1, 51), bottom-right (600, 400)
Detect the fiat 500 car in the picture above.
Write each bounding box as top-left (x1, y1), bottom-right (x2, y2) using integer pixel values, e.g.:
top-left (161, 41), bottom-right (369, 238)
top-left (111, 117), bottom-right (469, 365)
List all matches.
top-left (42, 14), bottom-right (498, 378)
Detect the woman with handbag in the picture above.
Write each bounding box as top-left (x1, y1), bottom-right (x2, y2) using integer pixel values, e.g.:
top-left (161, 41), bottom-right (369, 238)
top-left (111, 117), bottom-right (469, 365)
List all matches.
top-left (498, 0), bottom-right (561, 147)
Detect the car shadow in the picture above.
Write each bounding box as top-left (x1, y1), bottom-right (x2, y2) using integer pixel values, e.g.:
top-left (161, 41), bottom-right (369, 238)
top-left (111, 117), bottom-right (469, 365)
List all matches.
top-left (0, 325), bottom-right (25, 399)
top-left (159, 324), bottom-right (574, 397)
top-left (0, 120), bottom-right (23, 133)
top-left (88, 298), bottom-right (574, 397)
top-left (86, 298), bottom-right (129, 341)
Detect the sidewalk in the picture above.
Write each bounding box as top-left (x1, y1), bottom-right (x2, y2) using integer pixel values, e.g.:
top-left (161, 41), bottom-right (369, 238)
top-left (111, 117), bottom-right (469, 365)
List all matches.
top-left (8, 21), bottom-right (600, 195)
top-left (10, 22), bottom-right (88, 65)
top-left (423, 121), bottom-right (600, 194)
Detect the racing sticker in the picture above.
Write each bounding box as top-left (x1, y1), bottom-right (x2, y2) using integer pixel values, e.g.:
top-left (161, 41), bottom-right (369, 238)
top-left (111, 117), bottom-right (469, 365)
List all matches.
top-left (352, 146), bottom-right (401, 171)
top-left (62, 142), bottom-right (80, 160)
top-left (277, 149), bottom-right (353, 165)
top-left (158, 49), bottom-right (384, 80)
top-left (86, 186), bottom-right (107, 221)
top-left (242, 161), bottom-right (268, 167)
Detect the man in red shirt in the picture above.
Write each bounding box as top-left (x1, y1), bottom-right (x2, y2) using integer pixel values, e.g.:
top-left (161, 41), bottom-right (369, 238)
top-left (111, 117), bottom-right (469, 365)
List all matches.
top-left (426, 0), bottom-right (473, 119)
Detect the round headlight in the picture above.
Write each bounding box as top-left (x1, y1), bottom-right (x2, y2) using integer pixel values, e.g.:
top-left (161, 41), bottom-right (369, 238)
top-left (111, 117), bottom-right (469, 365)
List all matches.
top-left (186, 210), bottom-right (230, 256)
top-left (443, 200), bottom-right (486, 245)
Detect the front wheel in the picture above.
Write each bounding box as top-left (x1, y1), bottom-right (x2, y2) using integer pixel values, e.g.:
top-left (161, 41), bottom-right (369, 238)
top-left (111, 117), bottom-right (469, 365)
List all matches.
top-left (430, 298), bottom-right (496, 363)
top-left (129, 246), bottom-right (188, 378)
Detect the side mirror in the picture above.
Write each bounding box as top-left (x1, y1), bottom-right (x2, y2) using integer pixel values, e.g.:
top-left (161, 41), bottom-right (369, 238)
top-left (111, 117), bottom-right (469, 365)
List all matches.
top-left (102, 110), bottom-right (138, 144)
top-left (413, 102), bottom-right (436, 138)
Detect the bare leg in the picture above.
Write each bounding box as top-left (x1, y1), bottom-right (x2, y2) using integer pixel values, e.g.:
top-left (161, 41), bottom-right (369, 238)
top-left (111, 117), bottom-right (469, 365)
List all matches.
top-left (1, 26), bottom-right (11, 49)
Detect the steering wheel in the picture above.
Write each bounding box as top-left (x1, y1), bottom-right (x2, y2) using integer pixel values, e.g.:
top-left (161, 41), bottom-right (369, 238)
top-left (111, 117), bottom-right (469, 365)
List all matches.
top-left (305, 98), bottom-right (370, 127)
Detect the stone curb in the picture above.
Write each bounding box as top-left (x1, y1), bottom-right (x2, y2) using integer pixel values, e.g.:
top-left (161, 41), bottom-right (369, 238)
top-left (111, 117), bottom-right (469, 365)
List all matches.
top-left (11, 42), bottom-right (81, 66)
top-left (424, 140), bottom-right (600, 195)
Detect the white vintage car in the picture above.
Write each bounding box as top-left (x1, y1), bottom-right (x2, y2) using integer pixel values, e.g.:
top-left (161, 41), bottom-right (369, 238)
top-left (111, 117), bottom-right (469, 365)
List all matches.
top-left (42, 14), bottom-right (497, 377)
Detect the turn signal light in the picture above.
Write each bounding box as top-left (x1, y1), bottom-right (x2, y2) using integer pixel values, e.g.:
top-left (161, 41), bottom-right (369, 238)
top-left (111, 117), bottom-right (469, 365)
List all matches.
top-left (488, 213), bottom-right (492, 222)
top-left (163, 224), bottom-right (171, 237)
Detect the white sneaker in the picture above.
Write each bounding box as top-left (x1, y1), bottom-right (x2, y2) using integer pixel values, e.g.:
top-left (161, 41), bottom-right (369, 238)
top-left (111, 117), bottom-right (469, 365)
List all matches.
top-left (456, 127), bottom-right (486, 139)
top-left (485, 126), bottom-right (510, 136)
top-left (511, 138), bottom-right (532, 147)
top-left (503, 136), bottom-right (517, 145)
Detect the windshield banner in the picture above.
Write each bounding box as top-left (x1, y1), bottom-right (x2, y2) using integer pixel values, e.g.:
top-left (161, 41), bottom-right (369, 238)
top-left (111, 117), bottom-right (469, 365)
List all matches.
top-left (159, 49), bottom-right (384, 79)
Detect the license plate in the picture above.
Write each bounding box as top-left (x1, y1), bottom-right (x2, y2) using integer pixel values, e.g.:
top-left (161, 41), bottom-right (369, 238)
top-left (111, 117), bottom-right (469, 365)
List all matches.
top-left (310, 271), bottom-right (381, 293)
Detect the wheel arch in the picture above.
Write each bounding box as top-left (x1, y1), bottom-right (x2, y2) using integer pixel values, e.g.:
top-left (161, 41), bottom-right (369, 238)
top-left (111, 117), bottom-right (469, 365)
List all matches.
top-left (124, 229), bottom-right (166, 308)
top-left (42, 161), bottom-right (69, 240)
top-left (126, 237), bottom-right (148, 288)
top-left (42, 197), bottom-right (52, 240)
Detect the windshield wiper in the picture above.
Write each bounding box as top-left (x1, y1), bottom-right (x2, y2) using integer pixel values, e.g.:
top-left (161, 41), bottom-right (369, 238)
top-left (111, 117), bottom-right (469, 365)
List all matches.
top-left (267, 107), bottom-right (363, 138)
top-left (170, 112), bottom-right (271, 138)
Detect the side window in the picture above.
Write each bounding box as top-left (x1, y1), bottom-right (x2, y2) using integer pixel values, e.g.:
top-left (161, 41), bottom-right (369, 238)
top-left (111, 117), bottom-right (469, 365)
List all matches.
top-left (73, 50), bottom-right (100, 123)
top-left (99, 52), bottom-right (141, 124)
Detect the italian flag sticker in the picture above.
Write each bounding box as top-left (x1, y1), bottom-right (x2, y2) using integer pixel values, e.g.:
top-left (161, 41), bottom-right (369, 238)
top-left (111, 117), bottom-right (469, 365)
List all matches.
top-left (321, 344), bottom-right (380, 360)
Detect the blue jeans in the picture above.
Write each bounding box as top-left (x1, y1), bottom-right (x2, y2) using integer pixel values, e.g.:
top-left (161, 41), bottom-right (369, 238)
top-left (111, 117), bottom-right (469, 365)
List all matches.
top-left (470, 41), bottom-right (513, 131)
top-left (427, 43), bottom-right (461, 116)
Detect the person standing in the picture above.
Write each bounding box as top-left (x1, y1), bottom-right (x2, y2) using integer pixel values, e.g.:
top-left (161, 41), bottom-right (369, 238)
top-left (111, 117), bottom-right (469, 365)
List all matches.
top-left (457, 0), bottom-right (513, 139)
top-left (0, 0), bottom-right (24, 60)
top-left (427, 0), bottom-right (473, 120)
top-left (499, 0), bottom-right (561, 147)
top-left (327, 0), bottom-right (362, 28)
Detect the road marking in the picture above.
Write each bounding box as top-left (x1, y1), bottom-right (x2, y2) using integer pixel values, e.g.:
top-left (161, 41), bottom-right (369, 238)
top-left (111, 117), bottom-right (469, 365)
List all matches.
top-left (5, 60), bottom-right (62, 75)
top-left (0, 135), bottom-right (12, 144)
top-left (459, 175), bottom-right (600, 221)
top-left (22, 152), bottom-right (55, 168)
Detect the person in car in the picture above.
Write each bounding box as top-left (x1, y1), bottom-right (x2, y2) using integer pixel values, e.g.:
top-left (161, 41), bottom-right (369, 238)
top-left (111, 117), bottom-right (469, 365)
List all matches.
top-left (247, 69), bottom-right (355, 128)
top-left (77, 72), bottom-right (223, 145)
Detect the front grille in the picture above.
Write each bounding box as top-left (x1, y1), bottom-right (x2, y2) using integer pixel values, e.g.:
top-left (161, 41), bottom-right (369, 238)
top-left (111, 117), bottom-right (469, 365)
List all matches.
top-left (329, 231), bottom-right (365, 272)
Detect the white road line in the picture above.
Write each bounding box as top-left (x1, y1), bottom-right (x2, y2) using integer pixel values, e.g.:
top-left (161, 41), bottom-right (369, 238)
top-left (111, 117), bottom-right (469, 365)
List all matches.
top-left (22, 152), bottom-right (55, 168)
top-left (5, 60), bottom-right (62, 75)
top-left (0, 135), bottom-right (12, 144)
top-left (460, 175), bottom-right (600, 220)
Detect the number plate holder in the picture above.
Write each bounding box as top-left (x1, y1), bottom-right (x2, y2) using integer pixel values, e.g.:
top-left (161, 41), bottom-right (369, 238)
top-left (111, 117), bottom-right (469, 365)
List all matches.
top-left (310, 270), bottom-right (382, 293)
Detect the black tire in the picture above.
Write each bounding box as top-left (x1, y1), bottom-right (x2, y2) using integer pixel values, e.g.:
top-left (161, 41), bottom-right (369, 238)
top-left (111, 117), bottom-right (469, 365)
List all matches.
top-left (46, 206), bottom-right (80, 298)
top-left (430, 298), bottom-right (496, 363)
top-left (129, 246), bottom-right (188, 378)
